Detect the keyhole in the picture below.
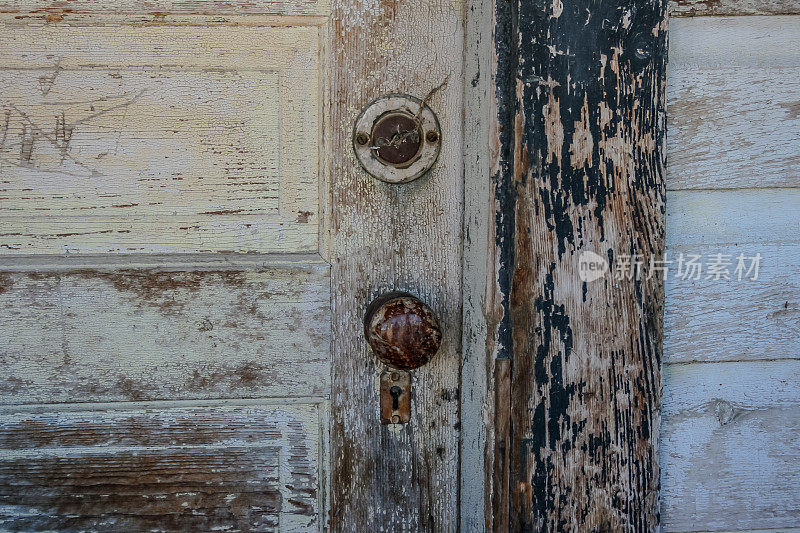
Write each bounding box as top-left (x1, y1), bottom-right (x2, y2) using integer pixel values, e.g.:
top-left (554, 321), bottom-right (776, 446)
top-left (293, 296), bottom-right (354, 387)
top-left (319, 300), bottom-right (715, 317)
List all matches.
top-left (389, 385), bottom-right (403, 410)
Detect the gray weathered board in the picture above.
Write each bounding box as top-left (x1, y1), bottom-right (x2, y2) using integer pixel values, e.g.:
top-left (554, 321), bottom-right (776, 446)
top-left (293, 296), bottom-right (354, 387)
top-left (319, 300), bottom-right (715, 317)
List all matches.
top-left (662, 15), bottom-right (800, 533)
top-left (670, 0), bottom-right (800, 17)
top-left (667, 17), bottom-right (800, 191)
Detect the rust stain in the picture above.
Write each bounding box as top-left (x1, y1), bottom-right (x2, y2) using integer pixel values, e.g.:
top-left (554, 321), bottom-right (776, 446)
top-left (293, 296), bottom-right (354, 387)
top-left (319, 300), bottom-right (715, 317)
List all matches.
top-left (186, 362), bottom-right (278, 391)
top-left (44, 12), bottom-right (63, 22)
top-left (779, 100), bottom-right (800, 120)
top-left (297, 210), bottom-right (313, 223)
top-left (69, 269), bottom-right (247, 315)
top-left (115, 376), bottom-right (147, 401)
top-left (0, 273), bottom-right (12, 294)
top-left (0, 376), bottom-right (29, 393)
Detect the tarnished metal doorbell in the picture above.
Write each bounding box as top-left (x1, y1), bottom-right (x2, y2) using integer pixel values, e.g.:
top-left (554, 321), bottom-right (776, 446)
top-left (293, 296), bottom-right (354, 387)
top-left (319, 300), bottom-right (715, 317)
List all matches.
top-left (353, 94), bottom-right (441, 184)
top-left (364, 291), bottom-right (442, 424)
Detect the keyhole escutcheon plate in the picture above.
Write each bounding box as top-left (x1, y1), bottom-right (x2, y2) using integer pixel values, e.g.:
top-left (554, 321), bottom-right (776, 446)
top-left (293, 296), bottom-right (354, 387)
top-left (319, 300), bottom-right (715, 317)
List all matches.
top-left (380, 370), bottom-right (411, 425)
top-left (353, 94), bottom-right (441, 184)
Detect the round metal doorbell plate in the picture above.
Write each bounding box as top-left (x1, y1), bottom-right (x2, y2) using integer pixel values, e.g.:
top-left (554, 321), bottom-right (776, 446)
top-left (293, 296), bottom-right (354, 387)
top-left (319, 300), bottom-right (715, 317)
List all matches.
top-left (352, 94), bottom-right (441, 184)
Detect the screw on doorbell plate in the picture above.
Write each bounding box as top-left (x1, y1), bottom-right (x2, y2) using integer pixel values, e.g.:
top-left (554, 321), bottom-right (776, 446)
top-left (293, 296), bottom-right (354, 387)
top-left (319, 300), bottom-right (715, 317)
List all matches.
top-left (352, 94), bottom-right (441, 184)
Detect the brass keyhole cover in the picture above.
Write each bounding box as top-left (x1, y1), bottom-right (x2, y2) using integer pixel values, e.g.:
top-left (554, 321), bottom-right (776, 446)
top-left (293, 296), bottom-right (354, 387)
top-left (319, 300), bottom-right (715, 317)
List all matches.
top-left (353, 94), bottom-right (441, 184)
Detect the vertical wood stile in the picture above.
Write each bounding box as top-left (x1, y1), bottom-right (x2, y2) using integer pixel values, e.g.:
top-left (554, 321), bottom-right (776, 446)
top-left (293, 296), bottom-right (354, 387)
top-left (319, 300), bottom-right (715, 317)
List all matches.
top-left (328, 0), bottom-right (464, 530)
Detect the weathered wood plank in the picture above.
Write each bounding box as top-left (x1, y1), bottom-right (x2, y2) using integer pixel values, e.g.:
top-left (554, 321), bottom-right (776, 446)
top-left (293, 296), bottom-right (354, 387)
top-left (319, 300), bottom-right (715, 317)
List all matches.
top-left (0, 258), bottom-right (331, 403)
top-left (661, 360), bottom-right (800, 531)
top-left (665, 242), bottom-right (800, 364)
top-left (0, 19), bottom-right (322, 254)
top-left (664, 189), bottom-right (800, 364)
top-left (327, 0), bottom-right (464, 529)
top-left (493, 0), bottom-right (668, 530)
top-left (0, 401), bottom-right (324, 531)
top-left (667, 16), bottom-right (800, 190)
top-left (666, 189), bottom-right (800, 248)
top-left (0, 0), bottom-right (329, 16)
top-left (670, 0), bottom-right (800, 16)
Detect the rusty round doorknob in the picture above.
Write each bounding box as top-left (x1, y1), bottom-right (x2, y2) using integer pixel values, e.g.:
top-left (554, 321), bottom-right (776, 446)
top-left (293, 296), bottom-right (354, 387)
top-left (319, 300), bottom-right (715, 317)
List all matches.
top-left (363, 291), bottom-right (442, 370)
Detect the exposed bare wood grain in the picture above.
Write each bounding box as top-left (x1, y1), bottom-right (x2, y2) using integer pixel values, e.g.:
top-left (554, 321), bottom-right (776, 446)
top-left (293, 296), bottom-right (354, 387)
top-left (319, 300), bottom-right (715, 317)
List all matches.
top-left (661, 360), bottom-right (800, 531)
top-left (0, 402), bottom-right (324, 531)
top-left (0, 260), bottom-right (331, 404)
top-left (500, 0), bottom-right (667, 529)
top-left (328, 0), bottom-right (464, 528)
top-left (667, 17), bottom-right (800, 190)
top-left (0, 18), bottom-right (323, 254)
top-left (670, 0), bottom-right (800, 16)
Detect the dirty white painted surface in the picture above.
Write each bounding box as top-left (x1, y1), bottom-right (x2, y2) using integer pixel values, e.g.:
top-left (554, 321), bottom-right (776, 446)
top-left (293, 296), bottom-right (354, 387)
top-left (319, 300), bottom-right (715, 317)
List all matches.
top-left (0, 257), bottom-right (331, 404)
top-left (0, 9), bottom-right (332, 531)
top-left (0, 20), bottom-right (323, 254)
top-left (0, 0), bottom-right (330, 15)
top-left (663, 15), bottom-right (800, 533)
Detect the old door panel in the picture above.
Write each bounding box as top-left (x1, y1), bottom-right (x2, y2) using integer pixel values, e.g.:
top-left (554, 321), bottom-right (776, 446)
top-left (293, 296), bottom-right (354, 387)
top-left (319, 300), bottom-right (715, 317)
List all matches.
top-left (0, 12), bottom-right (332, 532)
top-left (0, 1), bottom-right (330, 16)
top-left (0, 21), bottom-right (323, 254)
top-left (0, 402), bottom-right (324, 531)
top-left (0, 259), bottom-right (331, 404)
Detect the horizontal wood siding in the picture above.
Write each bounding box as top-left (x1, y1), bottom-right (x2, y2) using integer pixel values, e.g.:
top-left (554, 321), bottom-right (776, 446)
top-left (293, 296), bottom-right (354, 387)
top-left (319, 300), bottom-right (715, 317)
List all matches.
top-left (0, 259), bottom-right (331, 404)
top-left (663, 14), bottom-right (800, 532)
top-left (667, 17), bottom-right (800, 190)
top-left (665, 190), bottom-right (800, 364)
top-left (0, 402), bottom-right (324, 531)
top-left (670, 0), bottom-right (800, 17)
top-left (662, 361), bottom-right (800, 531)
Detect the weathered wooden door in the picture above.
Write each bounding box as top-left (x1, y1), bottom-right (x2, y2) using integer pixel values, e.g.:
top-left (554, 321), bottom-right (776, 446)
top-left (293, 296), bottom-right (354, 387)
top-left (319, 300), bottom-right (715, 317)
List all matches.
top-left (0, 0), bottom-right (464, 530)
top-left (0, 0), bottom-right (669, 529)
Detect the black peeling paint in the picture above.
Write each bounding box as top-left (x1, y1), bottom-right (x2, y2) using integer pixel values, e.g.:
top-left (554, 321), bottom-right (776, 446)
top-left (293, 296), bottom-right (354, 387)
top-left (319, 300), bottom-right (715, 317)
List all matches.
top-left (493, 0), bottom-right (519, 363)
top-left (515, 0), bottom-right (665, 258)
top-left (495, 0), bottom-right (668, 529)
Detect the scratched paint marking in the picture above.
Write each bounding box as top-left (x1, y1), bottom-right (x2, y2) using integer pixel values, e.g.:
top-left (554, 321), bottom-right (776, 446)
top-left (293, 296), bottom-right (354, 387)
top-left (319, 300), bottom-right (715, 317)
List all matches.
top-left (0, 25), bottom-right (321, 254)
